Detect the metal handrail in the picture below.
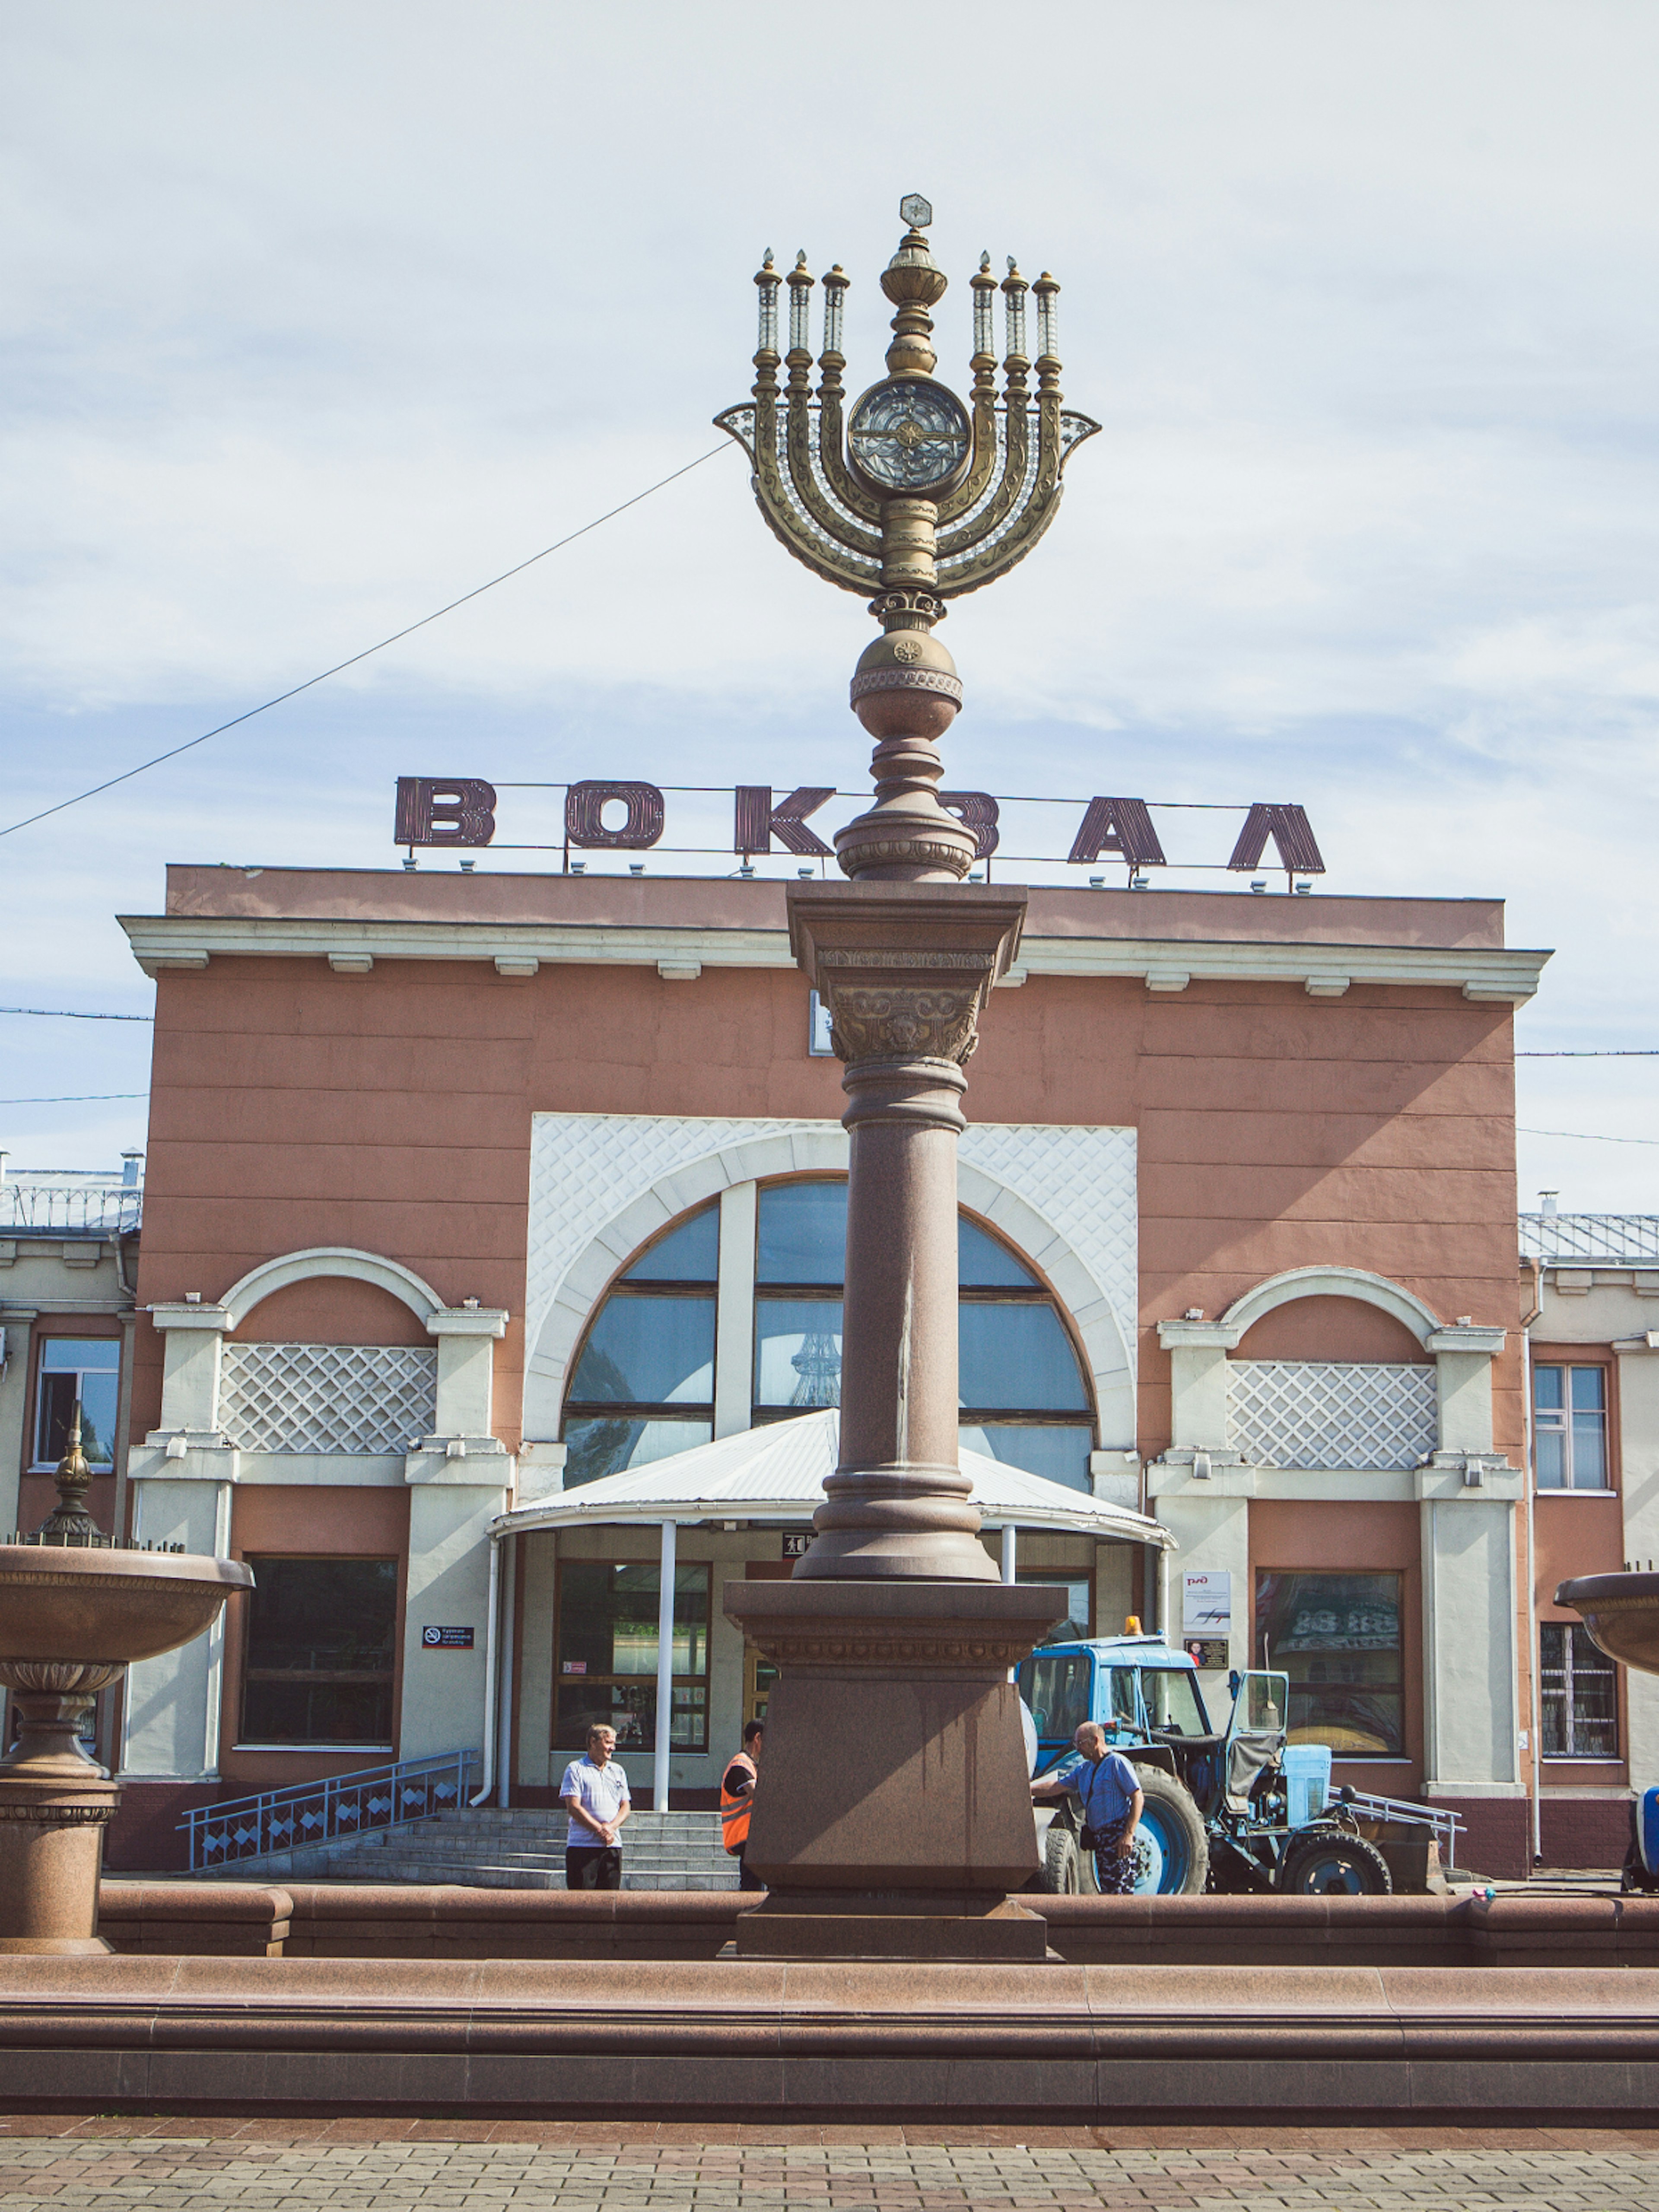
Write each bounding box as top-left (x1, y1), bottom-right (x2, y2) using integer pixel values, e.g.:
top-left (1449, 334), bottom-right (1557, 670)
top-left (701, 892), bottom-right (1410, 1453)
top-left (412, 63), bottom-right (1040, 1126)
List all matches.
top-left (177, 1748), bottom-right (480, 1872)
top-left (1327, 1786), bottom-right (1465, 1868)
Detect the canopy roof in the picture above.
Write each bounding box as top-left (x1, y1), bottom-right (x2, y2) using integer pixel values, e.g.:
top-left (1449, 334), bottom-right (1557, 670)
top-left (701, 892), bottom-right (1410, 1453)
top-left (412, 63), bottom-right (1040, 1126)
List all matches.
top-left (493, 1409), bottom-right (1175, 1549)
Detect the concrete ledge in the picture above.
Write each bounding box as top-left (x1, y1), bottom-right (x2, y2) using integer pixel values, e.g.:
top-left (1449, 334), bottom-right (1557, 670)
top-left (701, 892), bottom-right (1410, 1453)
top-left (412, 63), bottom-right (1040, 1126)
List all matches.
top-left (99, 1885), bottom-right (292, 1958)
top-left (96, 1885), bottom-right (1659, 1970)
top-left (1, 1956), bottom-right (1657, 2121)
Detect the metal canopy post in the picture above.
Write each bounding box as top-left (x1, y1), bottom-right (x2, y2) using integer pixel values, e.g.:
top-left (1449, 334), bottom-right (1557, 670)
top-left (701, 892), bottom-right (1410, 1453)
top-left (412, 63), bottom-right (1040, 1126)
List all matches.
top-left (654, 1519), bottom-right (677, 1813)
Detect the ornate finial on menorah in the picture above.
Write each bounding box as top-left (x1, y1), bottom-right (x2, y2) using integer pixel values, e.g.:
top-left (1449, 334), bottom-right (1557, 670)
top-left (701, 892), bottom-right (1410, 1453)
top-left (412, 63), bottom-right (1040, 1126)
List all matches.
top-left (31, 1399), bottom-right (111, 1548)
top-left (716, 194), bottom-right (1100, 882)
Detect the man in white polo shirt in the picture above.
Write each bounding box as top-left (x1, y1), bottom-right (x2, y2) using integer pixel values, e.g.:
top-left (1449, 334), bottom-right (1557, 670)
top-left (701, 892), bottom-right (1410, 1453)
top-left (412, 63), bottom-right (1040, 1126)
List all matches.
top-left (561, 1723), bottom-right (632, 1889)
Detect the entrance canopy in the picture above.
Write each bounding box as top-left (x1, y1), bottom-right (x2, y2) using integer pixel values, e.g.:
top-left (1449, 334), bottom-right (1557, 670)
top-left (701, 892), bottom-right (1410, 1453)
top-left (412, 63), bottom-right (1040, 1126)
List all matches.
top-left (492, 1409), bottom-right (1175, 1548)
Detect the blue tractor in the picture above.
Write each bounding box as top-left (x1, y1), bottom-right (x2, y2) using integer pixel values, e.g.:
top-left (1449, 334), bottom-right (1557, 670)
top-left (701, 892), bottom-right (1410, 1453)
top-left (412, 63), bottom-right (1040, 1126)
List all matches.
top-left (1020, 1630), bottom-right (1403, 1896)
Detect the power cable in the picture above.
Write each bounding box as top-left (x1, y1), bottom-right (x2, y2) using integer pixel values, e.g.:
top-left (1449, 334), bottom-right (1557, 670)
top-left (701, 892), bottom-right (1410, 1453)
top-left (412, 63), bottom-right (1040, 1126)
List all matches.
top-left (1, 1008), bottom-right (153, 1021)
top-left (0, 1093), bottom-right (147, 1105)
top-left (0, 443), bottom-right (731, 842)
top-left (1518, 1127), bottom-right (1659, 1147)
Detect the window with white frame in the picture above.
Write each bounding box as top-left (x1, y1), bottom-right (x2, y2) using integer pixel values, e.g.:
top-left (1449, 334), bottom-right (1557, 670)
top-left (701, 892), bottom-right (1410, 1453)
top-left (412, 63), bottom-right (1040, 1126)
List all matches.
top-left (1540, 1622), bottom-right (1618, 1758)
top-left (1533, 1363), bottom-right (1610, 1490)
top-left (562, 1176), bottom-right (1096, 1491)
top-left (32, 1337), bottom-right (121, 1471)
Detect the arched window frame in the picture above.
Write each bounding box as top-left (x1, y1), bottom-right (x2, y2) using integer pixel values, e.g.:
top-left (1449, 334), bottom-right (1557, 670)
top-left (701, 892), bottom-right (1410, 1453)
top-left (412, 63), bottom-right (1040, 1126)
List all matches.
top-left (559, 1173), bottom-right (1099, 1490)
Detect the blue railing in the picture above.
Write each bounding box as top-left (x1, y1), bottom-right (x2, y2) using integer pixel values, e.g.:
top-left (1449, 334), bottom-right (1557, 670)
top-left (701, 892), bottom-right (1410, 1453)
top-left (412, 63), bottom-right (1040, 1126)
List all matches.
top-left (178, 1748), bottom-right (480, 1872)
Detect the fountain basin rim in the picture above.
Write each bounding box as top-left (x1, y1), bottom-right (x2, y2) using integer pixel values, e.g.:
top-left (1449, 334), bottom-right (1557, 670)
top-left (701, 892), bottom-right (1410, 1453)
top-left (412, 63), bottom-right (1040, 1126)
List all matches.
top-left (0, 1546), bottom-right (252, 1669)
top-left (1555, 1571), bottom-right (1659, 1610)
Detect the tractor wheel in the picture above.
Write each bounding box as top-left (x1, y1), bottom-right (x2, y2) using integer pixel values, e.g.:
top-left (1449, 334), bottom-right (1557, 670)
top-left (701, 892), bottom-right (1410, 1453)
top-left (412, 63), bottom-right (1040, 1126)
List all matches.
top-left (1277, 1829), bottom-right (1393, 1897)
top-left (1043, 1822), bottom-right (1082, 1895)
top-left (1129, 1768), bottom-right (1210, 1895)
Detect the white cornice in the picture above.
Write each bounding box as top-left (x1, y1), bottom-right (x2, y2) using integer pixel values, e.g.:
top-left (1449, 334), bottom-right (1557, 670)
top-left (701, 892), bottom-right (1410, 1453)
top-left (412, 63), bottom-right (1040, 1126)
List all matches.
top-left (118, 913), bottom-right (1548, 1003)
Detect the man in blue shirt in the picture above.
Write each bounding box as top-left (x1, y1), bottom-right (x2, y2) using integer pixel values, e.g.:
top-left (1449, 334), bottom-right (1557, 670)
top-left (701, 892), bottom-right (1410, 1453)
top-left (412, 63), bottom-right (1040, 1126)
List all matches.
top-left (1031, 1721), bottom-right (1144, 1895)
top-left (561, 1723), bottom-right (632, 1889)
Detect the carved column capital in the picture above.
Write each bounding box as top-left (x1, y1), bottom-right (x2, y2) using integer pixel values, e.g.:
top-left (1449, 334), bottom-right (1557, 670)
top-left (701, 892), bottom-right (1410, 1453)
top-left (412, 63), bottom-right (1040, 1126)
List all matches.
top-left (788, 884), bottom-right (1027, 1083)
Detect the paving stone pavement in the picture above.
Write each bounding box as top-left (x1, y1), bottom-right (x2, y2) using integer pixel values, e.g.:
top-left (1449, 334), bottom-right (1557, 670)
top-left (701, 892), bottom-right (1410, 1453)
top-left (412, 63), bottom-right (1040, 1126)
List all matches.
top-left (5, 2123), bottom-right (1659, 2211)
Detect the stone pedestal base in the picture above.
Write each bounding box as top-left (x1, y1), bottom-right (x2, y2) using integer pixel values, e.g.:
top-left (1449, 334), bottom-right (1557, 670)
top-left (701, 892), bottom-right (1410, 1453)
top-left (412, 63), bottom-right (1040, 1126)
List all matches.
top-left (0, 1777), bottom-right (119, 1955)
top-left (722, 1579), bottom-right (1064, 1957)
top-left (729, 1890), bottom-right (1051, 1962)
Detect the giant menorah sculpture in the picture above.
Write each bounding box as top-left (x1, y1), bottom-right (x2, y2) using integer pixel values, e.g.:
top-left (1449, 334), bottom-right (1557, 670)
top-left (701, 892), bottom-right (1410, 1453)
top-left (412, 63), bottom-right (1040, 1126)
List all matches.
top-left (716, 193), bottom-right (1098, 885)
top-left (719, 200), bottom-right (1097, 1957)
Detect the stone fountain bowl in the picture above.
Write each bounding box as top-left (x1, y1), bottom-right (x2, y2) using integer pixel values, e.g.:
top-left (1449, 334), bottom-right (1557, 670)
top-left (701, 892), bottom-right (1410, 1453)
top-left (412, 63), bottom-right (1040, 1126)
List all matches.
top-left (1555, 1572), bottom-right (1659, 1677)
top-left (0, 1544), bottom-right (253, 1665)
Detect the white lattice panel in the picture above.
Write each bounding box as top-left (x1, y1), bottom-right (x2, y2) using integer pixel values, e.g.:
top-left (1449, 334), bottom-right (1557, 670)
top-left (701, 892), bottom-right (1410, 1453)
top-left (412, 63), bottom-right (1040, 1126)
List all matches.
top-left (1225, 1360), bottom-right (1437, 1471)
top-left (220, 1343), bottom-right (436, 1456)
top-left (959, 1122), bottom-right (1138, 1338)
top-left (525, 1113), bottom-right (1139, 1383)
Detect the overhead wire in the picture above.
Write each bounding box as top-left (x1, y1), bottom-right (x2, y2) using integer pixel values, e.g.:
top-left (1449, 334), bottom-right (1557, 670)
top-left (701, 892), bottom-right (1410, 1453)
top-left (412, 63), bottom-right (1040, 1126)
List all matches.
top-left (0, 443), bottom-right (731, 842)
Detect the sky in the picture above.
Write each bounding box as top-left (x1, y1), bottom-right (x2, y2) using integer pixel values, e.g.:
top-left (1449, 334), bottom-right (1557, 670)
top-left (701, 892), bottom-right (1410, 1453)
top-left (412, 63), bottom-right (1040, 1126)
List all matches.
top-left (3, 1), bottom-right (1658, 1207)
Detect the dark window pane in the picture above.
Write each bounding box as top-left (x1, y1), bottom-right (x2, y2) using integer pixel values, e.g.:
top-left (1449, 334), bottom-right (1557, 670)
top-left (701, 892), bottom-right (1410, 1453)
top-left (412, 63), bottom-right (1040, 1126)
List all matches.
top-left (960, 1303), bottom-right (1087, 1410)
top-left (958, 1218), bottom-right (1037, 1287)
top-left (570, 1295), bottom-right (714, 1405)
top-left (556, 1563), bottom-right (709, 1680)
top-left (563, 1414), bottom-right (711, 1490)
top-left (1019, 1650), bottom-right (1092, 1745)
top-left (1255, 1571), bottom-right (1403, 1757)
top-left (1533, 1365), bottom-right (1564, 1411)
top-left (1535, 1424), bottom-right (1566, 1488)
top-left (623, 1204), bottom-right (719, 1282)
top-left (240, 1557), bottom-right (398, 1747)
top-left (35, 1341), bottom-right (121, 1469)
top-left (1570, 1368), bottom-right (1606, 1411)
top-left (754, 1297), bottom-right (842, 1406)
top-left (757, 1181), bottom-right (846, 1284)
top-left (553, 1562), bottom-right (711, 1751)
top-left (242, 1678), bottom-right (394, 1745)
top-left (961, 1422), bottom-right (1093, 1493)
top-left (1019, 1573), bottom-right (1090, 1644)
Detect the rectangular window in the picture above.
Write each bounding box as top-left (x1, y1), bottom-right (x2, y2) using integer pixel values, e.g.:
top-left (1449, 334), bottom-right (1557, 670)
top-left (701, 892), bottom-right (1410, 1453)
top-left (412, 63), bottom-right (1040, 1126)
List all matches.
top-left (554, 1560), bottom-right (711, 1753)
top-left (32, 1337), bottom-right (121, 1470)
top-left (1541, 1622), bottom-right (1618, 1758)
top-left (239, 1556), bottom-right (399, 1746)
top-left (1255, 1571), bottom-right (1405, 1756)
top-left (1534, 1364), bottom-right (1610, 1490)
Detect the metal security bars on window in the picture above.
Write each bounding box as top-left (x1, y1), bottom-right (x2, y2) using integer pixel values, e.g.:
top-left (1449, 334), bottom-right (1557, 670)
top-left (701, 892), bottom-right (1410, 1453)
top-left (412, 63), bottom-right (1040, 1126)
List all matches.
top-left (219, 1343), bottom-right (437, 1456)
top-left (1226, 1362), bottom-right (1438, 1473)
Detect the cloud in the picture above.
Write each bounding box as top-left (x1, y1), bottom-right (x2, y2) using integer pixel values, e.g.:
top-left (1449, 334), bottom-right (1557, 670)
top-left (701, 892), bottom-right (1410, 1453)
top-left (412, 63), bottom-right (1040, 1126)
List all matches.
top-left (4, 0), bottom-right (1659, 1202)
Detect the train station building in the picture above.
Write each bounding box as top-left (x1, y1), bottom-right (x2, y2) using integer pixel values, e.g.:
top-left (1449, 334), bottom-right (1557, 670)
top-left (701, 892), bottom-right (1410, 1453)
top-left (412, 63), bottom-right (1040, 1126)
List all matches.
top-left (73, 857), bottom-right (1578, 1877)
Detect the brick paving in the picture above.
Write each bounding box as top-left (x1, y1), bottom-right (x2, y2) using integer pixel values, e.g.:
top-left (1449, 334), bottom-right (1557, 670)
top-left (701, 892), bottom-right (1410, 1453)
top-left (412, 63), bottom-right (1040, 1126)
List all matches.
top-left (4, 2122), bottom-right (1659, 2210)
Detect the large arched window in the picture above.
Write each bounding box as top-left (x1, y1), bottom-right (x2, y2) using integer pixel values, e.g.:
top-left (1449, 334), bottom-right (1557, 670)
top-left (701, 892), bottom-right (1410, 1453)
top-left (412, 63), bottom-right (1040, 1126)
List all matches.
top-left (563, 1176), bottom-right (1094, 1491)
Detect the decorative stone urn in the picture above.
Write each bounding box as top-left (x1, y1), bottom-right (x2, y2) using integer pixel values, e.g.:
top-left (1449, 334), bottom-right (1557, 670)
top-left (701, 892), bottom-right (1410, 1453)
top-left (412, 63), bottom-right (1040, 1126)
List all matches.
top-left (0, 1410), bottom-right (251, 1953)
top-left (1556, 1573), bottom-right (1659, 1677)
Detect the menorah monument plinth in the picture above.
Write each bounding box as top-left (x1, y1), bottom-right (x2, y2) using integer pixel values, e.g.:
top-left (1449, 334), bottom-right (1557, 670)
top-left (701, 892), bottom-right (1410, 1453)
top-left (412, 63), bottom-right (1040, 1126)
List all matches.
top-left (717, 197), bottom-right (1097, 1958)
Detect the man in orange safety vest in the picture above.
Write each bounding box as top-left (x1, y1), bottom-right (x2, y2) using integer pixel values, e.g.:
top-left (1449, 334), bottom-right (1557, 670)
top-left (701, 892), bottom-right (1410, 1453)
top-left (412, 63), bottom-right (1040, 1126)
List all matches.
top-left (720, 1718), bottom-right (765, 1891)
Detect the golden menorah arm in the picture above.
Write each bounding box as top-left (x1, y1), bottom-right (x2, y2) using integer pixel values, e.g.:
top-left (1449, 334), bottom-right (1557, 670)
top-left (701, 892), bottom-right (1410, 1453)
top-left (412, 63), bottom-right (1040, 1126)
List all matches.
top-left (935, 388), bottom-right (1001, 526)
top-left (935, 395), bottom-right (1032, 563)
top-left (936, 404), bottom-right (1101, 598)
top-left (786, 391), bottom-right (883, 557)
top-left (813, 384), bottom-right (883, 528)
top-left (715, 399), bottom-right (883, 596)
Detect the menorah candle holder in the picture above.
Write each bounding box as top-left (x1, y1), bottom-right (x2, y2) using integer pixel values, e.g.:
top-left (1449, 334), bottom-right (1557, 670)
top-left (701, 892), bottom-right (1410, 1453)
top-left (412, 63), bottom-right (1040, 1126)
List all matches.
top-left (716, 194), bottom-right (1099, 884)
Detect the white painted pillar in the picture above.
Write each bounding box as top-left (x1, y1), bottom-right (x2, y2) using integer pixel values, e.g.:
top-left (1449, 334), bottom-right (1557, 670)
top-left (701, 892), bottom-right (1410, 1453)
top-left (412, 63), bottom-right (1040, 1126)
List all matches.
top-left (497, 1532), bottom-right (516, 1809)
top-left (714, 1182), bottom-right (758, 1440)
top-left (655, 1519), bottom-right (677, 1812)
top-left (1000, 1524), bottom-right (1017, 1584)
